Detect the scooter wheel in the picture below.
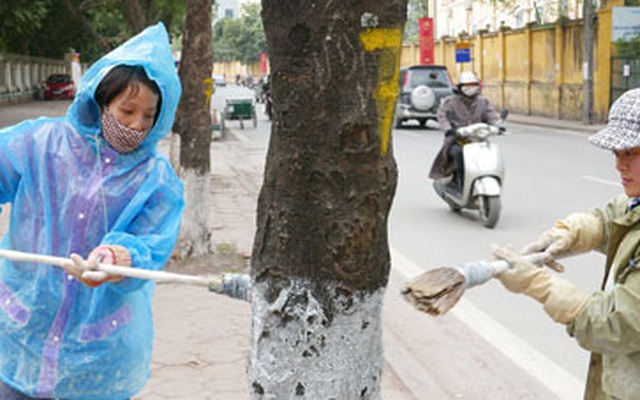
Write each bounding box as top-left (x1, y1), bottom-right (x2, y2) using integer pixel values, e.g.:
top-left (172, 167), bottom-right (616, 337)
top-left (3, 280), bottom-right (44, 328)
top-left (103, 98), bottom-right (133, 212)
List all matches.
top-left (479, 195), bottom-right (501, 228)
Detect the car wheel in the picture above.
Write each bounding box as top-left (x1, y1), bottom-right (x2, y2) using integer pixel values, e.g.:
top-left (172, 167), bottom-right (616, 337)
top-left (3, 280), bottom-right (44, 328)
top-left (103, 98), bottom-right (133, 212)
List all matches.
top-left (410, 85), bottom-right (435, 112)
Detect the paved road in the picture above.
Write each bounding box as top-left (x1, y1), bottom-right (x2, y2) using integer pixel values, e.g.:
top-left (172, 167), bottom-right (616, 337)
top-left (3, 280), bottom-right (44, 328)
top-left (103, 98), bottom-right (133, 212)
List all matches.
top-left (389, 118), bottom-right (617, 397)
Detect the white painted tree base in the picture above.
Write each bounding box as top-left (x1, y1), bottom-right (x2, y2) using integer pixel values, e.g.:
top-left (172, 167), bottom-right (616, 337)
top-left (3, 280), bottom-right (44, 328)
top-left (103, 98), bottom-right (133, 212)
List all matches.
top-left (176, 167), bottom-right (211, 259)
top-left (248, 278), bottom-right (385, 399)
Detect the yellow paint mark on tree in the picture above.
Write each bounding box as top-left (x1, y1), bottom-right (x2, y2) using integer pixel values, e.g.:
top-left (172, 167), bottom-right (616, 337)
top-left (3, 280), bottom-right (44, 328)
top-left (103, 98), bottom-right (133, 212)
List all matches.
top-left (360, 28), bottom-right (402, 155)
top-left (204, 78), bottom-right (213, 110)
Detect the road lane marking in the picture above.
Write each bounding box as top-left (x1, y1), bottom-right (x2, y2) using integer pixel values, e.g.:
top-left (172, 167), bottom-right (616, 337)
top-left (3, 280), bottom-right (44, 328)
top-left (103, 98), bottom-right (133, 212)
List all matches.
top-left (391, 247), bottom-right (583, 400)
top-left (582, 175), bottom-right (619, 187)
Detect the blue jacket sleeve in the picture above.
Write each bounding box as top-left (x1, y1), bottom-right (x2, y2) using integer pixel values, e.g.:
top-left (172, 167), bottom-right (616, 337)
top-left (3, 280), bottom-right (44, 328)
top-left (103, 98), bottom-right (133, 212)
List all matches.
top-left (0, 120), bottom-right (38, 205)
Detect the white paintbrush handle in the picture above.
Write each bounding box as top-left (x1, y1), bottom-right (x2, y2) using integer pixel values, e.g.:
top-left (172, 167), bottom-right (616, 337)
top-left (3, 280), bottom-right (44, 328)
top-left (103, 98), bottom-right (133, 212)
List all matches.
top-left (457, 252), bottom-right (557, 288)
top-left (0, 249), bottom-right (213, 287)
top-left (490, 252), bottom-right (552, 275)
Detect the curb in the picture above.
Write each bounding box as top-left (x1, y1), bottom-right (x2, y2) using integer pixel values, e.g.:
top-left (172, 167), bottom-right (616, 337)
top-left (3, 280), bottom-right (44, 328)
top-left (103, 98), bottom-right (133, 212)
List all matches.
top-left (507, 113), bottom-right (605, 134)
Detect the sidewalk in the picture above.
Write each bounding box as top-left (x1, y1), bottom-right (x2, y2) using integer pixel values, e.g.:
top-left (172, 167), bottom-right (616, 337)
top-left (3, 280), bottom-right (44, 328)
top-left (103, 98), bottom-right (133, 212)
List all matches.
top-left (507, 112), bottom-right (606, 133)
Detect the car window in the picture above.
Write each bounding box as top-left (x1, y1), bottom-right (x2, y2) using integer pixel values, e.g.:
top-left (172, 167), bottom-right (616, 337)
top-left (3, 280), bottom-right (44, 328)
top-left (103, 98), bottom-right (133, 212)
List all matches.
top-left (48, 75), bottom-right (71, 84)
top-left (408, 69), bottom-right (450, 89)
top-left (399, 69), bottom-right (406, 88)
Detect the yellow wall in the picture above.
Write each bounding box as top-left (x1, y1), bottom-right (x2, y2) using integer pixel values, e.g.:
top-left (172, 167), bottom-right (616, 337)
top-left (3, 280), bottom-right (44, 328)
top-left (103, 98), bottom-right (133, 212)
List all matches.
top-left (481, 34), bottom-right (501, 82)
top-left (530, 28), bottom-right (556, 83)
top-left (396, 14), bottom-right (614, 123)
top-left (505, 31), bottom-right (528, 82)
top-left (212, 60), bottom-right (267, 84)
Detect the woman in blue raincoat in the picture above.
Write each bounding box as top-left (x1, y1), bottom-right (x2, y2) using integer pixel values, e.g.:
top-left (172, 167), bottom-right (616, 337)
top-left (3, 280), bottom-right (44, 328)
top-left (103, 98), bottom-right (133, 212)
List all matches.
top-left (0, 23), bottom-right (184, 399)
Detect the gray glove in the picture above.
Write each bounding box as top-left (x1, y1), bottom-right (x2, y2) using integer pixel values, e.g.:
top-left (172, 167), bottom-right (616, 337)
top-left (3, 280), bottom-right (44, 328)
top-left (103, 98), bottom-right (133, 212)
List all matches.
top-left (521, 212), bottom-right (604, 272)
top-left (493, 246), bottom-right (589, 324)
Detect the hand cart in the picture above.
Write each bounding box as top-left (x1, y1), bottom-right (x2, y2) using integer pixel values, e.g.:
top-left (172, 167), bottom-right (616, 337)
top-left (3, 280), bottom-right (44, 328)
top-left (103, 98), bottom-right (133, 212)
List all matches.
top-left (222, 96), bottom-right (257, 130)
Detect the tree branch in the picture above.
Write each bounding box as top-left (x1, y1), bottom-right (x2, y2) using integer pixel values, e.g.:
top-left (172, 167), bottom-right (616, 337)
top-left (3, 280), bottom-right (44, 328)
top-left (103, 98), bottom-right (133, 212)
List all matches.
top-left (60, 0), bottom-right (111, 52)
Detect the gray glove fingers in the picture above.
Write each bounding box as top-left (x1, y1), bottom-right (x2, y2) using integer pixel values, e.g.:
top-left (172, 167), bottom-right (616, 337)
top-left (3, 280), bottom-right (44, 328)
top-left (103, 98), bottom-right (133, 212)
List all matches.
top-left (521, 239), bottom-right (549, 255)
top-left (521, 250), bottom-right (565, 273)
top-left (491, 245), bottom-right (520, 265)
top-left (545, 238), bottom-right (571, 258)
top-left (545, 260), bottom-right (565, 273)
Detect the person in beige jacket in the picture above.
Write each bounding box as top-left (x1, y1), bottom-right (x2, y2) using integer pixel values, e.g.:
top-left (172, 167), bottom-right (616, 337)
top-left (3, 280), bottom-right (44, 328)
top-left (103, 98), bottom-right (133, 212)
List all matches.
top-left (492, 88), bottom-right (640, 400)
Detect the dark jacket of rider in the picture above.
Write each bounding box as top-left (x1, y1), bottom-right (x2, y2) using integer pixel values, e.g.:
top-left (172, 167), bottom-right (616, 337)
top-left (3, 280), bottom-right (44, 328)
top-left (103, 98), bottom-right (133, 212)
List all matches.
top-left (437, 94), bottom-right (499, 132)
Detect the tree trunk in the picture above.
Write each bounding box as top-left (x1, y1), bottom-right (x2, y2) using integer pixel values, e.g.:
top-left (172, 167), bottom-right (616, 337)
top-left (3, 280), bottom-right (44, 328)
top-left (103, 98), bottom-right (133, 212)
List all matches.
top-left (60, 0), bottom-right (110, 52)
top-left (248, 1), bottom-right (406, 398)
top-left (582, 0), bottom-right (594, 125)
top-left (175, 0), bottom-right (214, 259)
top-left (118, 0), bottom-right (151, 33)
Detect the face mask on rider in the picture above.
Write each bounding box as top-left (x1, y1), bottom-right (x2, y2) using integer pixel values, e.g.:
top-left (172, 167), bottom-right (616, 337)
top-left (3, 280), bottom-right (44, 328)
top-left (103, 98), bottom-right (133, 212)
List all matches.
top-left (461, 85), bottom-right (480, 98)
top-left (100, 109), bottom-right (149, 153)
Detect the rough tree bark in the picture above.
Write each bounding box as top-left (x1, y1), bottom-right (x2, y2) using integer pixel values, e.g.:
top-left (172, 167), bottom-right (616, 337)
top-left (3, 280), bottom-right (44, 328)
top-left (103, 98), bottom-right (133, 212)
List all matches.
top-left (248, 1), bottom-right (407, 398)
top-left (174, 0), bottom-right (214, 259)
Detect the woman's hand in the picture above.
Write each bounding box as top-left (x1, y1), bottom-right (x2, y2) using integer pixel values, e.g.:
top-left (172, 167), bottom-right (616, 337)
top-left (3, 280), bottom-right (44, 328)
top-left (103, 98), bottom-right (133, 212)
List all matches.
top-left (64, 246), bottom-right (131, 287)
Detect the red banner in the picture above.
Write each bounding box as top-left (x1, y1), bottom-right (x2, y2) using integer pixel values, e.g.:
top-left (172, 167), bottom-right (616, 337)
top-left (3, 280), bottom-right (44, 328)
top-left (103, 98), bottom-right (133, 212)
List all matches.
top-left (418, 17), bottom-right (435, 65)
top-left (260, 52), bottom-right (268, 74)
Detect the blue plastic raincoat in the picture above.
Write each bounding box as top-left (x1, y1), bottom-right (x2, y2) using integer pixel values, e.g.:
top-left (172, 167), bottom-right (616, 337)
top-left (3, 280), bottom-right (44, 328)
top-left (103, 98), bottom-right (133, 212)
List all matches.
top-left (0, 23), bottom-right (184, 399)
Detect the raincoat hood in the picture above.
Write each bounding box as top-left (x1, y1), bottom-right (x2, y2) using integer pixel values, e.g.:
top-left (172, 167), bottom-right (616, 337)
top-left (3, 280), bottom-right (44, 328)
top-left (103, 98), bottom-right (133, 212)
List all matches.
top-left (68, 23), bottom-right (181, 153)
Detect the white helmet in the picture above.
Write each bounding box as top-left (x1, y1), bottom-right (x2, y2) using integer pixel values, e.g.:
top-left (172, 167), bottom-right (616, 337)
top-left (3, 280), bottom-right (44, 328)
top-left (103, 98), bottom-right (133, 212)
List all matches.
top-left (458, 71), bottom-right (479, 86)
top-left (457, 71), bottom-right (480, 97)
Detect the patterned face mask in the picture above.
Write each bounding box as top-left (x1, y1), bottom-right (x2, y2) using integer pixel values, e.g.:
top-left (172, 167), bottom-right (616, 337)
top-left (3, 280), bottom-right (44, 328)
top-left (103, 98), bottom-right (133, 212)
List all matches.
top-left (461, 85), bottom-right (480, 98)
top-left (100, 110), bottom-right (150, 153)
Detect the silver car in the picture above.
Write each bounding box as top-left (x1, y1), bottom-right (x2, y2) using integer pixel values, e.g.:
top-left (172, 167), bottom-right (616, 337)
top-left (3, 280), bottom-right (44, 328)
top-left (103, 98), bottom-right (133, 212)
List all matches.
top-left (394, 65), bottom-right (454, 128)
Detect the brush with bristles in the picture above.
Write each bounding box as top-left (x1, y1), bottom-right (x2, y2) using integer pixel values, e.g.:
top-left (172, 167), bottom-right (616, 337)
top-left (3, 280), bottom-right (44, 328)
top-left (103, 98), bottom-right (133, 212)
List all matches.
top-left (402, 252), bottom-right (554, 316)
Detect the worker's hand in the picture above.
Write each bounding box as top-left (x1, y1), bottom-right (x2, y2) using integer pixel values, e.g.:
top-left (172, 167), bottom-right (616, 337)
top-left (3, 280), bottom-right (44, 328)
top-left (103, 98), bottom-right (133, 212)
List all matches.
top-left (492, 245), bottom-right (588, 324)
top-left (521, 212), bottom-right (604, 272)
top-left (63, 252), bottom-right (101, 286)
top-left (64, 245), bottom-right (130, 287)
top-left (520, 228), bottom-right (571, 272)
top-left (492, 246), bottom-right (544, 294)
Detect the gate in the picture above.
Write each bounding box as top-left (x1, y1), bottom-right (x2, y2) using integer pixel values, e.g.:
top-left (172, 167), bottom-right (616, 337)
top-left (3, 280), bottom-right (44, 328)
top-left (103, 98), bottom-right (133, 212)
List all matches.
top-left (611, 56), bottom-right (640, 105)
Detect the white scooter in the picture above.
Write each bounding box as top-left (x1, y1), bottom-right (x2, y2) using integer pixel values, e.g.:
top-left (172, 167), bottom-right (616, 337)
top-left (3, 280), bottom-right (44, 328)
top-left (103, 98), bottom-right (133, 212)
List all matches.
top-left (432, 111), bottom-right (508, 228)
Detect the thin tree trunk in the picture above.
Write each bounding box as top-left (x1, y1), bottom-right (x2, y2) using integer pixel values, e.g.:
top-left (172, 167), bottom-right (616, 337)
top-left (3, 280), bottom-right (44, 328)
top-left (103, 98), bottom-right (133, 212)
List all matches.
top-left (582, 0), bottom-right (594, 124)
top-left (175, 0), bottom-right (214, 259)
top-left (248, 1), bottom-right (407, 398)
top-left (117, 0), bottom-right (151, 34)
top-left (60, 0), bottom-right (110, 52)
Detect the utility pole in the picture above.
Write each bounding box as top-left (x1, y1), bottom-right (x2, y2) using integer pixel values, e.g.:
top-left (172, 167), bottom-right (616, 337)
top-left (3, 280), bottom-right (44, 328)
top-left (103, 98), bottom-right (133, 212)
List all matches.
top-left (582, 0), bottom-right (594, 124)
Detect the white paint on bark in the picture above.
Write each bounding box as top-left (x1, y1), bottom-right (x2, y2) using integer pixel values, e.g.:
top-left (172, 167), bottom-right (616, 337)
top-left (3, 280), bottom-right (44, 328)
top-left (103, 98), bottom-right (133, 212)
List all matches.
top-left (248, 277), bottom-right (385, 399)
top-left (168, 133), bottom-right (180, 171)
top-left (176, 167), bottom-right (211, 258)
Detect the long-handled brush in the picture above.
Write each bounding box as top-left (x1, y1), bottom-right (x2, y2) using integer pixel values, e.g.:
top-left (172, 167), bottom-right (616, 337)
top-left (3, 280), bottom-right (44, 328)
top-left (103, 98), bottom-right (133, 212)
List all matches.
top-left (0, 249), bottom-right (250, 300)
top-left (401, 252), bottom-right (552, 316)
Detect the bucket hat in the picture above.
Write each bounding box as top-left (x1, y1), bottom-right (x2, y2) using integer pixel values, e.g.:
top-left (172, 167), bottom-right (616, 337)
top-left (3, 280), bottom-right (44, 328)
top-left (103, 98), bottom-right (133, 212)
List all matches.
top-left (590, 88), bottom-right (640, 150)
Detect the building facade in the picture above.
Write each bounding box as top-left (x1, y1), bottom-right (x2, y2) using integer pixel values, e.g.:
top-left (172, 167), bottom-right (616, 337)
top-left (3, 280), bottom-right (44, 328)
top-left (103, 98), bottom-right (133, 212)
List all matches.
top-left (433, 0), bottom-right (587, 38)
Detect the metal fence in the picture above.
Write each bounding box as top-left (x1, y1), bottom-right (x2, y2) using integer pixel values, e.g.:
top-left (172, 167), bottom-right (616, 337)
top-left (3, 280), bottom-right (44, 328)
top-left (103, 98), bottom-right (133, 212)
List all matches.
top-left (0, 53), bottom-right (71, 104)
top-left (611, 56), bottom-right (640, 105)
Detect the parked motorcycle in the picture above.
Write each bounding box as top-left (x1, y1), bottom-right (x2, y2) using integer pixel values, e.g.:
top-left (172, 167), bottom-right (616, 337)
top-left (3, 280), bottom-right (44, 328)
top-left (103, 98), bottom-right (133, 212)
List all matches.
top-left (432, 110), bottom-right (508, 228)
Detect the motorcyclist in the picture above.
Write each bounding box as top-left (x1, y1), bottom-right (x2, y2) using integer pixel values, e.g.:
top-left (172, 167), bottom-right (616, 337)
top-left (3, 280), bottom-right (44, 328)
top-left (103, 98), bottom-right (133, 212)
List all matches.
top-left (432, 71), bottom-right (499, 193)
